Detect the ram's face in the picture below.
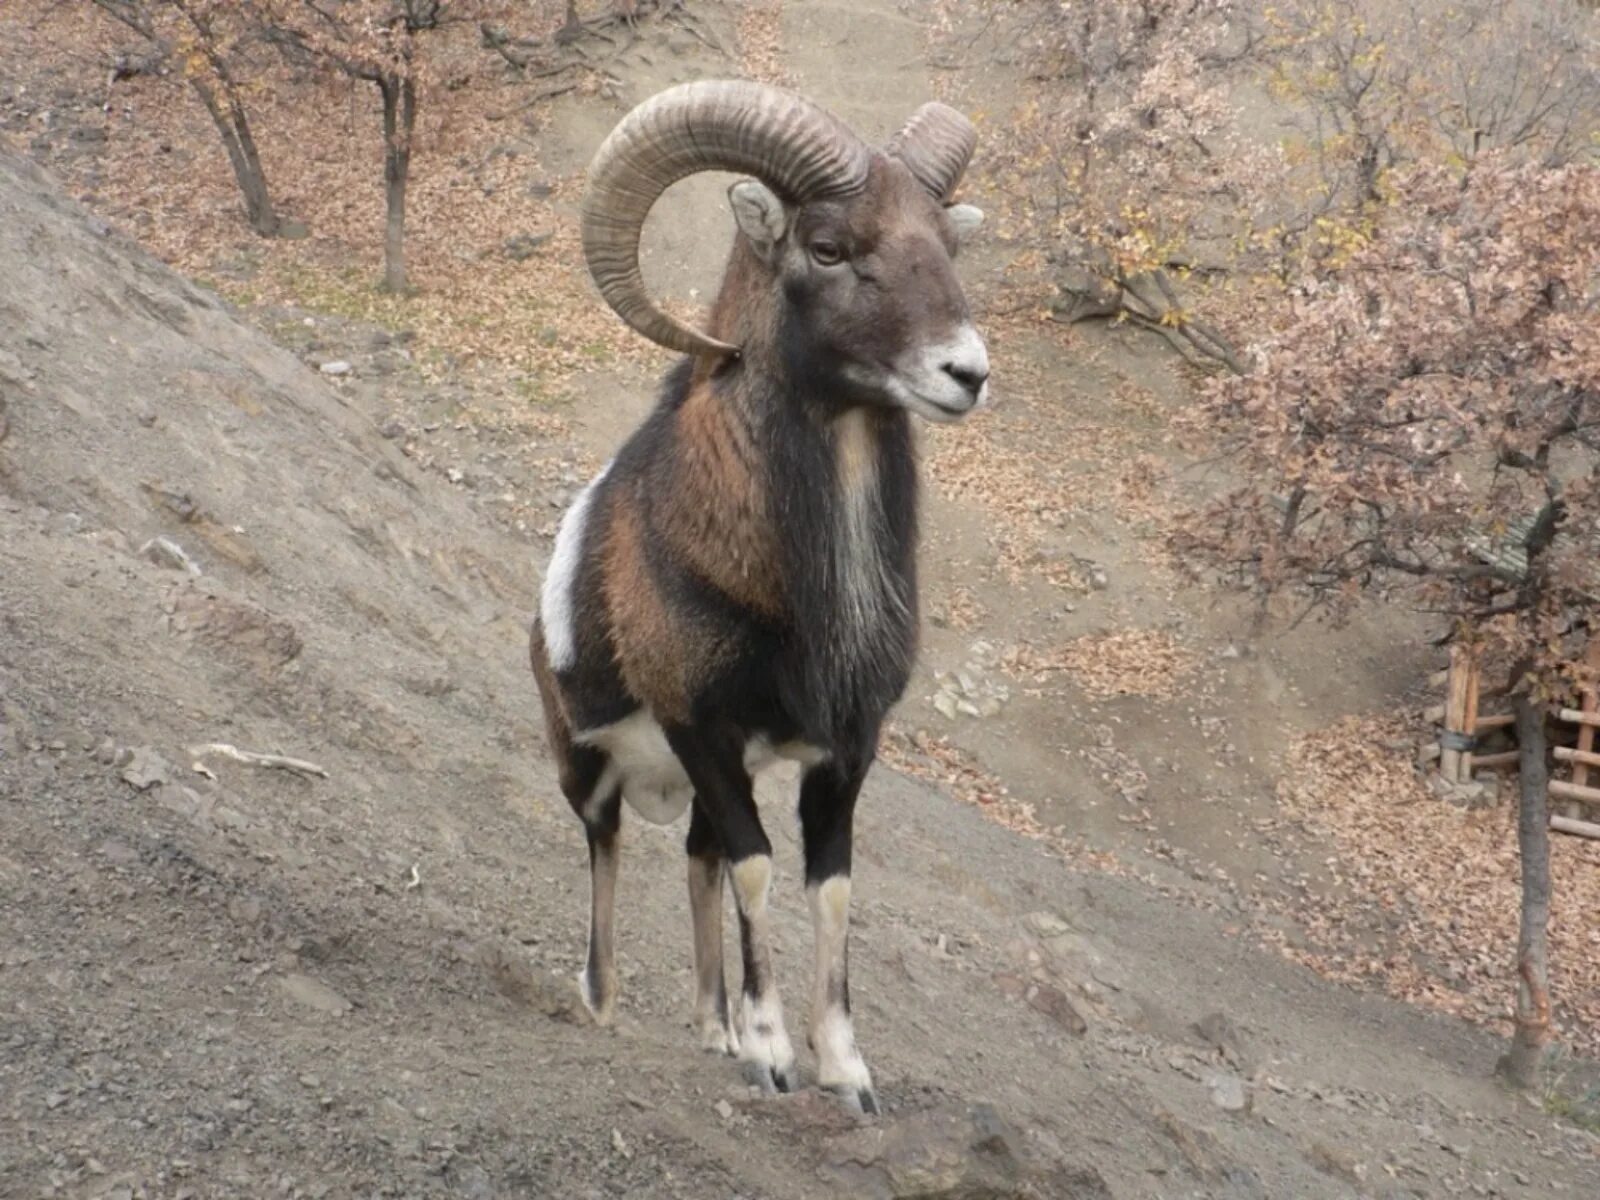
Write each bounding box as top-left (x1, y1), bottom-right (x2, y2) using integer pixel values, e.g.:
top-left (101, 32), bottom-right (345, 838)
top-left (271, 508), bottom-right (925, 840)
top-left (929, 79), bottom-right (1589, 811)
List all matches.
top-left (730, 158), bottom-right (988, 422)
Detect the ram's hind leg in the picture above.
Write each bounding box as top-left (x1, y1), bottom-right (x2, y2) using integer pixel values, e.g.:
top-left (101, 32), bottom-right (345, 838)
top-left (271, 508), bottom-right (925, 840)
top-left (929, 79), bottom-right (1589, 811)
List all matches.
top-left (530, 624), bottom-right (624, 1025)
top-left (686, 805), bottom-right (738, 1055)
top-left (578, 785), bottom-right (623, 1025)
top-left (801, 757), bottom-right (878, 1115)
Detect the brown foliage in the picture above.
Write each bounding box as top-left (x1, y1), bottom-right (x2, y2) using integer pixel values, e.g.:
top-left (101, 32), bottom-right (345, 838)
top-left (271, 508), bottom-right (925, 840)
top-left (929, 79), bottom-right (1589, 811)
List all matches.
top-left (1180, 159), bottom-right (1600, 679)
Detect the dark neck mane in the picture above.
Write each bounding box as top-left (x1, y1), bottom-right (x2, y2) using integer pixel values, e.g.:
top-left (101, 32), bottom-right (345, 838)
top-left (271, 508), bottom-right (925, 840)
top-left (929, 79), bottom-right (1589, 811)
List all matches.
top-left (693, 235), bottom-right (921, 744)
top-left (755, 375), bottom-right (920, 745)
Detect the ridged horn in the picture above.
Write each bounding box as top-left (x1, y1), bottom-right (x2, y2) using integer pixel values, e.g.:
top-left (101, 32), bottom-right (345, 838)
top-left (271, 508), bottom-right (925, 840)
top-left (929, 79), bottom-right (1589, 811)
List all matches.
top-left (581, 80), bottom-right (871, 358)
top-left (885, 102), bottom-right (976, 203)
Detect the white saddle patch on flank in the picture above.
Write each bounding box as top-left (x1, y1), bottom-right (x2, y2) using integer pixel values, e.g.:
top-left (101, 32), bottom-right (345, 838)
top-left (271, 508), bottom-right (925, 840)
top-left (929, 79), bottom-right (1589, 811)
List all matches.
top-left (539, 462), bottom-right (611, 672)
top-left (575, 709), bottom-right (828, 826)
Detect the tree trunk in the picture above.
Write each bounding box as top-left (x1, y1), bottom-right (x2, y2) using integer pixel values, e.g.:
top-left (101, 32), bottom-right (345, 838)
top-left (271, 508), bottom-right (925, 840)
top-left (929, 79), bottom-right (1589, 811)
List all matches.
top-left (378, 73), bottom-right (416, 293)
top-left (188, 75), bottom-right (280, 237)
top-left (1498, 692), bottom-right (1553, 1088)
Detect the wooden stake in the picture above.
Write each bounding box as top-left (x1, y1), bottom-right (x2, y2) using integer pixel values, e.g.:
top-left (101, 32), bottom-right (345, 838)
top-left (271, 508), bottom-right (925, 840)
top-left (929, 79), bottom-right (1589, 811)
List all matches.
top-left (1461, 650), bottom-right (1481, 778)
top-left (1547, 779), bottom-right (1600, 806)
top-left (1551, 814), bottom-right (1600, 841)
top-left (1442, 644), bottom-right (1477, 783)
top-left (1469, 750), bottom-right (1520, 769)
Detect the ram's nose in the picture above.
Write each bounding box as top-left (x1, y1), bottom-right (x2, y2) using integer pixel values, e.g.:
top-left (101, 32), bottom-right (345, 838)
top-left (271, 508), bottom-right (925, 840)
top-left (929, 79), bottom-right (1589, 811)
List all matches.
top-left (941, 358), bottom-right (989, 400)
top-left (940, 328), bottom-right (990, 406)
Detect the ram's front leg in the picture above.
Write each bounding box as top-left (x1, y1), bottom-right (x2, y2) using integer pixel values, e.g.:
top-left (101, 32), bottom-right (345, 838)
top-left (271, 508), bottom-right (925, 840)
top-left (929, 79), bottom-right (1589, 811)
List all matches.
top-left (668, 723), bottom-right (798, 1093)
top-left (800, 757), bottom-right (878, 1115)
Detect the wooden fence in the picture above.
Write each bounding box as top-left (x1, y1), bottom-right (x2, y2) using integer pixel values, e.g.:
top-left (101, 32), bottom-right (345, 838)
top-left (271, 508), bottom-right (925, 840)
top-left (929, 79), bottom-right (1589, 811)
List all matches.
top-left (1427, 645), bottom-right (1600, 841)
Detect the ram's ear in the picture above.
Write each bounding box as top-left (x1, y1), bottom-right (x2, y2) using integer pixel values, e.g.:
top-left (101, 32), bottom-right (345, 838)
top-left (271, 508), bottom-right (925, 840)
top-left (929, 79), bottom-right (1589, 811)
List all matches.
top-left (945, 204), bottom-right (984, 245)
top-left (729, 179), bottom-right (789, 265)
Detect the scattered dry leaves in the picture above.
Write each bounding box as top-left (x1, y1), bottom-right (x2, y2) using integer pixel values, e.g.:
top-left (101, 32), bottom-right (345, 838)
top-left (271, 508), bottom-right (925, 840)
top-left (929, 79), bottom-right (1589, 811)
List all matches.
top-left (1266, 717), bottom-right (1600, 1056)
top-left (929, 584), bottom-right (986, 633)
top-left (1007, 629), bottom-right (1197, 701)
top-left (735, 0), bottom-right (790, 87)
top-left (5, 1), bottom-right (669, 399)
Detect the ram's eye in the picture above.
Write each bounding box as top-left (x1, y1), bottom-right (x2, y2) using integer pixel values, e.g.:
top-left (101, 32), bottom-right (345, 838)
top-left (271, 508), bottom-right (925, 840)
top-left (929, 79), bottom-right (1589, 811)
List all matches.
top-left (809, 240), bottom-right (844, 266)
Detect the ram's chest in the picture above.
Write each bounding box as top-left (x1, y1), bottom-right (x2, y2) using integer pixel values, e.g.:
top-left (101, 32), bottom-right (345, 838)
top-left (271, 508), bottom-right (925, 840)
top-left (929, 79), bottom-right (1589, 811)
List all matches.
top-left (823, 410), bottom-right (908, 662)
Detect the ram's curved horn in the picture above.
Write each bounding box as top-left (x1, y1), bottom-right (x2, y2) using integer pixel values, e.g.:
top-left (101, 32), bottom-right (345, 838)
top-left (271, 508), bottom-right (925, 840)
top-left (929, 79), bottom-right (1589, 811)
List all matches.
top-left (885, 102), bottom-right (976, 204)
top-left (581, 81), bottom-right (871, 358)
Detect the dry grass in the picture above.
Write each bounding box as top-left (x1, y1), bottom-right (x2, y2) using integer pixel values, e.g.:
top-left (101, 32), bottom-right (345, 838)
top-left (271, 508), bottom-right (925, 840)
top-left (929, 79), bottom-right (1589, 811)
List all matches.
top-left (1266, 717), bottom-right (1600, 1056)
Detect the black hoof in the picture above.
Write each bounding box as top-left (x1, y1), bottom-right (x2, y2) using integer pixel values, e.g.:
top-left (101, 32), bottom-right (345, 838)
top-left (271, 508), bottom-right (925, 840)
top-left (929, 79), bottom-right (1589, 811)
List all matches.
top-left (743, 1060), bottom-right (798, 1095)
top-left (825, 1083), bottom-right (881, 1117)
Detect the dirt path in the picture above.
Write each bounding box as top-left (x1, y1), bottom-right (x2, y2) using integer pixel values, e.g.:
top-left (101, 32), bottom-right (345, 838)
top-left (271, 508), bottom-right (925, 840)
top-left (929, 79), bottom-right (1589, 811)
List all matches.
top-left (2, 1), bottom-right (1598, 1197)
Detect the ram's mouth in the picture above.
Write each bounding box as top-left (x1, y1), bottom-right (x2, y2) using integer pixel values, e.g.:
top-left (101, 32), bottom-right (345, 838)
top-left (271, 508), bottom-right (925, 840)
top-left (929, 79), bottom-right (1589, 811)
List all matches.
top-left (914, 394), bottom-right (974, 421)
top-left (886, 377), bottom-right (982, 423)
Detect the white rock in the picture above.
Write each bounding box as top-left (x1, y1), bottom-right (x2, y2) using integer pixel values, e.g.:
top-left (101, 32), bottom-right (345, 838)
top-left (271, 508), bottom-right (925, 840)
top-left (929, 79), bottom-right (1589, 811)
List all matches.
top-left (1206, 1072), bottom-right (1250, 1112)
top-left (319, 360), bottom-right (352, 376)
top-left (140, 536), bottom-right (201, 576)
top-left (120, 747), bottom-right (171, 791)
top-left (275, 972), bottom-right (352, 1017)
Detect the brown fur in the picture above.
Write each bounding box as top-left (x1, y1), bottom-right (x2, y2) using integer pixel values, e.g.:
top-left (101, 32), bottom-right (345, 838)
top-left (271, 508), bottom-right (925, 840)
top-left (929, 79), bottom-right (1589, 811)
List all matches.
top-left (601, 485), bottom-right (715, 724)
top-left (657, 383), bottom-right (784, 618)
top-left (700, 235), bottom-right (780, 371)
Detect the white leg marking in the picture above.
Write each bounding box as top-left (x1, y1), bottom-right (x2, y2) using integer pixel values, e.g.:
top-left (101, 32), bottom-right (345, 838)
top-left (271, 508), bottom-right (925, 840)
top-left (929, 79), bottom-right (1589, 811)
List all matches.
top-left (729, 856), bottom-right (796, 1084)
top-left (809, 876), bottom-right (872, 1093)
top-left (730, 855), bottom-right (774, 921)
top-left (539, 462), bottom-right (610, 672)
top-left (578, 717), bottom-right (826, 826)
top-left (738, 989), bottom-right (796, 1082)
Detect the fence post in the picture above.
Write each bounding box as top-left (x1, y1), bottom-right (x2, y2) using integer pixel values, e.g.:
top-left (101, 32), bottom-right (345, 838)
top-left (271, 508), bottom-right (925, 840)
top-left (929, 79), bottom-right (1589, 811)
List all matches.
top-left (1441, 644), bottom-right (1478, 783)
top-left (1565, 636), bottom-right (1600, 819)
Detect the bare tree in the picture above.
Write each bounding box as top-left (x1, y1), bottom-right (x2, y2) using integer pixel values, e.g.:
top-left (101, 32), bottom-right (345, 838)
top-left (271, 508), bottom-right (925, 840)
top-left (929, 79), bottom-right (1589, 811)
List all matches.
top-left (966, 1), bottom-right (1255, 371)
top-left (1506, 694), bottom-right (1555, 1086)
top-left (92, 0), bottom-right (288, 236)
top-left (255, 0), bottom-right (453, 292)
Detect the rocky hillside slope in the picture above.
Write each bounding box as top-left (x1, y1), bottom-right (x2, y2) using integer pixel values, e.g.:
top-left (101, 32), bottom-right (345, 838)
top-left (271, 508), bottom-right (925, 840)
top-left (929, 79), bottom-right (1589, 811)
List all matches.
top-left (2, 139), bottom-right (1598, 1198)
